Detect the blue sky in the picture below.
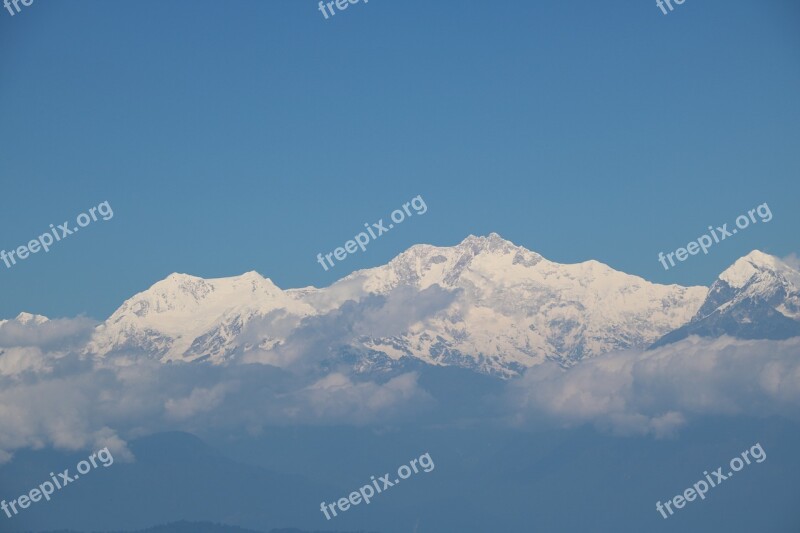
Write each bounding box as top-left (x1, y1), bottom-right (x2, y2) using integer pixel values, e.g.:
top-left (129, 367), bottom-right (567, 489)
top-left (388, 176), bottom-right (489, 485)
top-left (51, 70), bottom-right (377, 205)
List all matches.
top-left (0, 0), bottom-right (798, 319)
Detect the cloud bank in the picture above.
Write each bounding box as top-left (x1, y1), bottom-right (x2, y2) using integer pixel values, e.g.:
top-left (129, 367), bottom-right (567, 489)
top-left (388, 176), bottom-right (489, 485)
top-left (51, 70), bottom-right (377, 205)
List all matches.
top-left (509, 336), bottom-right (800, 437)
top-left (1, 312), bottom-right (799, 463)
top-left (0, 315), bottom-right (433, 463)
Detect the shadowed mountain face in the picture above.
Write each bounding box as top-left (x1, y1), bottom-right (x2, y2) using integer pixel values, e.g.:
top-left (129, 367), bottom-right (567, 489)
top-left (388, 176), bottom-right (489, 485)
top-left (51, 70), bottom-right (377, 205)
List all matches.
top-left (652, 251), bottom-right (800, 348)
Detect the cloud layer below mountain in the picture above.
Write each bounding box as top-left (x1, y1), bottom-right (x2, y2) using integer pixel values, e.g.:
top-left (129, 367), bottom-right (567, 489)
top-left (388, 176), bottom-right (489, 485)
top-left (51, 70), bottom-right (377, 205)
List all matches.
top-left (0, 317), bottom-right (432, 463)
top-left (509, 336), bottom-right (800, 437)
top-left (0, 311), bottom-right (798, 463)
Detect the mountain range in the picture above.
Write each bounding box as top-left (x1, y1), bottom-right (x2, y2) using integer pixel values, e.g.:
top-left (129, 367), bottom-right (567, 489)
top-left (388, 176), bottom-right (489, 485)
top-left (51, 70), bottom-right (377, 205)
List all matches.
top-left (8, 234), bottom-right (799, 377)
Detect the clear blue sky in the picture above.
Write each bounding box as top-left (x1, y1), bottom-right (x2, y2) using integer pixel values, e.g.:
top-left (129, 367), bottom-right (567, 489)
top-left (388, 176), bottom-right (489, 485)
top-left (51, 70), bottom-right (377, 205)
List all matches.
top-left (1, 0), bottom-right (798, 319)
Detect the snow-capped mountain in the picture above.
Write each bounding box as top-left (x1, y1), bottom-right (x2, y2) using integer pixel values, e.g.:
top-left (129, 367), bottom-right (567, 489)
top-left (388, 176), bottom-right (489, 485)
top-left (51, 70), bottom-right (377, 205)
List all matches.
top-left (87, 234), bottom-right (708, 375)
top-left (87, 272), bottom-right (317, 362)
top-left (0, 312), bottom-right (50, 328)
top-left (324, 234), bottom-right (707, 374)
top-left (652, 250), bottom-right (800, 347)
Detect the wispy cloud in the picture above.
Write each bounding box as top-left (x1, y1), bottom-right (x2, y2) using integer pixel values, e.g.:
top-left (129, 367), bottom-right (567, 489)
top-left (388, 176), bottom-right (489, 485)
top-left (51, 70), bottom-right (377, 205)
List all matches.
top-left (782, 253), bottom-right (800, 270)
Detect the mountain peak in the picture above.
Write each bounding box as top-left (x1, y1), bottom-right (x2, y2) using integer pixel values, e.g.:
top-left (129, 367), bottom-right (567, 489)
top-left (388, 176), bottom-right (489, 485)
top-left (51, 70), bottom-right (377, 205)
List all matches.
top-left (14, 312), bottom-right (49, 325)
top-left (156, 271), bottom-right (276, 290)
top-left (229, 270), bottom-right (280, 291)
top-left (459, 232), bottom-right (513, 247)
top-left (163, 272), bottom-right (202, 283)
top-left (742, 249), bottom-right (780, 266)
top-left (455, 233), bottom-right (541, 258)
top-left (653, 250), bottom-right (800, 347)
top-left (719, 250), bottom-right (794, 289)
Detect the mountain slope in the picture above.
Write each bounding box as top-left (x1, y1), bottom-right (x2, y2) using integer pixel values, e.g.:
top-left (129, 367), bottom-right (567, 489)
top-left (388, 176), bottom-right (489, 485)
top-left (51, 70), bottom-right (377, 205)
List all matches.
top-left (652, 250), bottom-right (800, 347)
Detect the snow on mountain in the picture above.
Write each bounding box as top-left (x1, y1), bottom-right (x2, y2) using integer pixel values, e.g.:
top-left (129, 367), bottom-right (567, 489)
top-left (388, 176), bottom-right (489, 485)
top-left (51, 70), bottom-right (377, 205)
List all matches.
top-left (333, 233), bottom-right (707, 374)
top-left (10, 312), bottom-right (50, 326)
top-left (87, 234), bottom-right (708, 375)
top-left (0, 312), bottom-right (50, 333)
top-left (652, 250), bottom-right (800, 347)
top-left (87, 271), bottom-right (317, 362)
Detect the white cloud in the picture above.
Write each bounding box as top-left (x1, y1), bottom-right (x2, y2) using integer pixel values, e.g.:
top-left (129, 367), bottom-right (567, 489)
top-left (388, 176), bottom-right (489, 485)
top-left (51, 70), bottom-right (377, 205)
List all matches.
top-left (237, 285), bottom-right (458, 371)
top-left (165, 383), bottom-right (231, 420)
top-left (0, 316), bottom-right (96, 350)
top-left (0, 369), bottom-right (133, 463)
top-left (0, 349), bottom-right (432, 462)
top-left (509, 336), bottom-right (800, 437)
top-left (5, 311), bottom-right (798, 464)
top-left (0, 317), bottom-right (97, 380)
top-left (782, 253), bottom-right (800, 270)
top-left (299, 372), bottom-right (431, 424)
top-left (0, 346), bottom-right (52, 377)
